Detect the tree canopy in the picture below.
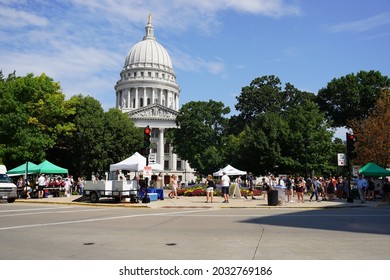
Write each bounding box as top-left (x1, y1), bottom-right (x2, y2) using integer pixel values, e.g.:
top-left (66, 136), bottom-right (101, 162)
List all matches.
top-left (316, 70), bottom-right (390, 129)
top-left (166, 100), bottom-right (230, 175)
top-left (348, 89), bottom-right (390, 167)
top-left (0, 72), bottom-right (74, 167)
top-left (0, 72), bottom-right (142, 178)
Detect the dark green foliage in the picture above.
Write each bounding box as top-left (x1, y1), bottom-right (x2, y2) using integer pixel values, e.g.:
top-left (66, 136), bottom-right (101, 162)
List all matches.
top-left (0, 72), bottom-right (142, 178)
top-left (316, 70), bottom-right (390, 128)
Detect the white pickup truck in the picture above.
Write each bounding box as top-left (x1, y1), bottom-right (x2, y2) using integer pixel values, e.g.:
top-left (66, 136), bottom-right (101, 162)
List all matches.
top-left (0, 165), bottom-right (17, 203)
top-left (84, 179), bottom-right (140, 203)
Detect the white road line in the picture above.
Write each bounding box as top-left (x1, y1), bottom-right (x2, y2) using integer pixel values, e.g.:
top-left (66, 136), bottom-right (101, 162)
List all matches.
top-left (0, 208), bottom-right (217, 231)
top-left (0, 208), bottom-right (109, 218)
top-left (0, 206), bottom-right (75, 213)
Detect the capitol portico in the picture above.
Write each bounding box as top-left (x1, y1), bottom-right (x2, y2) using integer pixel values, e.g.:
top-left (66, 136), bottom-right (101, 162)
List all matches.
top-left (114, 14), bottom-right (195, 184)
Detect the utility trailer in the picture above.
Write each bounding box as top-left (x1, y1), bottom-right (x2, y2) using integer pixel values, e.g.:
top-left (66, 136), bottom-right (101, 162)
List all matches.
top-left (84, 180), bottom-right (140, 203)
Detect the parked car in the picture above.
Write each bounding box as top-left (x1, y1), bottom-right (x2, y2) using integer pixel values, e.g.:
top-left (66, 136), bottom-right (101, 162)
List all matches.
top-left (0, 165), bottom-right (18, 203)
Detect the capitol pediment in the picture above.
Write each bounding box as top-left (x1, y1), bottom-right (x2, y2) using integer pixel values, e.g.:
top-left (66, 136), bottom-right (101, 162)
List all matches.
top-left (127, 104), bottom-right (178, 120)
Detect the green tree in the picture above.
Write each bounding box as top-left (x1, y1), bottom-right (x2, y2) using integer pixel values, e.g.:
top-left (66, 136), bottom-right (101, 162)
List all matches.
top-left (316, 70), bottom-right (390, 129)
top-left (167, 100), bottom-right (230, 175)
top-left (54, 95), bottom-right (144, 178)
top-left (0, 72), bottom-right (73, 167)
top-left (233, 76), bottom-right (334, 176)
top-left (232, 75), bottom-right (283, 134)
top-left (59, 95), bottom-right (105, 178)
top-left (103, 108), bottom-right (143, 168)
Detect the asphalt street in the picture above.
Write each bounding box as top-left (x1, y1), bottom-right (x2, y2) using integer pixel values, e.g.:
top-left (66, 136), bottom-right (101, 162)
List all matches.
top-left (1, 202), bottom-right (389, 260)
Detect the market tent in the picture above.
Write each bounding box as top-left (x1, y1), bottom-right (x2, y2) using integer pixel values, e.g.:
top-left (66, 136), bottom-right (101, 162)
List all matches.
top-left (32, 160), bottom-right (68, 174)
top-left (213, 164), bottom-right (247, 176)
top-left (7, 161), bottom-right (39, 175)
top-left (359, 162), bottom-right (390, 177)
top-left (110, 152), bottom-right (163, 172)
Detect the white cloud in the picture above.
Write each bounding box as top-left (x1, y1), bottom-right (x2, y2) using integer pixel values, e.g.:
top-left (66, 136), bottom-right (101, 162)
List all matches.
top-left (171, 47), bottom-right (226, 75)
top-left (328, 12), bottom-right (390, 33)
top-left (0, 5), bottom-right (48, 28)
top-left (0, 0), bottom-right (302, 110)
top-left (69, 0), bottom-right (301, 32)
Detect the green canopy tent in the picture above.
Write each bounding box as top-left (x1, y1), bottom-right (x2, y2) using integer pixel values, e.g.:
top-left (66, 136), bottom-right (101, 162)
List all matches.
top-left (359, 162), bottom-right (390, 177)
top-left (32, 160), bottom-right (68, 174)
top-left (7, 161), bottom-right (39, 175)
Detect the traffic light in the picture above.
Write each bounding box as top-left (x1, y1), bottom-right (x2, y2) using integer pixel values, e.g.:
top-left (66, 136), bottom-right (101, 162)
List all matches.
top-left (144, 126), bottom-right (151, 155)
top-left (346, 132), bottom-right (357, 160)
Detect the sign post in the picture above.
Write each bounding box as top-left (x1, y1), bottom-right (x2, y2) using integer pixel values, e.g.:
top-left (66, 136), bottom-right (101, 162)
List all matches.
top-left (337, 153), bottom-right (347, 167)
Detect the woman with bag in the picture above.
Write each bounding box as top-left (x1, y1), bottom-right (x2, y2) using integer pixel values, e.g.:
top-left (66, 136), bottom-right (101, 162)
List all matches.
top-left (168, 174), bottom-right (179, 199)
top-left (205, 174), bottom-right (215, 203)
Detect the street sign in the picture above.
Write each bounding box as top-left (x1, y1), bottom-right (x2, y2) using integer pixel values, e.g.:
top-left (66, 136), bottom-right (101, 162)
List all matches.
top-left (143, 166), bottom-right (152, 178)
top-left (337, 153), bottom-right (347, 166)
top-left (148, 153), bottom-right (156, 164)
top-left (352, 165), bottom-right (361, 177)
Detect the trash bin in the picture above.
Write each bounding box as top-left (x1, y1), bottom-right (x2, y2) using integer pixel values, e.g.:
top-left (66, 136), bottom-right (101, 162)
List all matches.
top-left (274, 185), bottom-right (286, 204)
top-left (267, 190), bottom-right (278, 206)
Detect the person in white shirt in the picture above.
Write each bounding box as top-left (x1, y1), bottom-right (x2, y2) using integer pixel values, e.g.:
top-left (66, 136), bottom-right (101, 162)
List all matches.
top-left (221, 172), bottom-right (230, 203)
top-left (37, 174), bottom-right (46, 199)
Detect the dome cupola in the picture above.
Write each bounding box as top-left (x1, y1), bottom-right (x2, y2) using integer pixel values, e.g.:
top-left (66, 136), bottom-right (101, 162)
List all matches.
top-left (124, 14), bottom-right (173, 72)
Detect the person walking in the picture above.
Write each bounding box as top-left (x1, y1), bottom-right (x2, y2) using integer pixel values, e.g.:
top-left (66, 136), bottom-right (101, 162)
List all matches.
top-left (295, 176), bottom-right (304, 203)
top-left (310, 176), bottom-right (321, 202)
top-left (221, 172), bottom-right (230, 203)
top-left (37, 174), bottom-right (46, 199)
top-left (244, 173), bottom-right (256, 199)
top-left (367, 177), bottom-right (375, 201)
top-left (262, 177), bottom-right (270, 200)
top-left (205, 174), bottom-right (215, 203)
top-left (382, 178), bottom-right (390, 201)
top-left (156, 172), bottom-right (163, 189)
top-left (78, 176), bottom-right (85, 195)
top-left (285, 176), bottom-right (293, 202)
top-left (235, 176), bottom-right (242, 189)
top-left (168, 174), bottom-right (179, 199)
top-left (357, 174), bottom-right (368, 204)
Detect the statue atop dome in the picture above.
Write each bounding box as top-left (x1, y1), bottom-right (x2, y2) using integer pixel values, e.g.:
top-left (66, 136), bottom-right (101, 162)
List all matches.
top-left (144, 13), bottom-right (155, 40)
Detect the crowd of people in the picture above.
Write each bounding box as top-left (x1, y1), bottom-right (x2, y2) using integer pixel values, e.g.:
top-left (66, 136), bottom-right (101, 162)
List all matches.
top-left (15, 170), bottom-right (390, 204)
top-left (223, 173), bottom-right (390, 204)
top-left (17, 174), bottom-right (86, 199)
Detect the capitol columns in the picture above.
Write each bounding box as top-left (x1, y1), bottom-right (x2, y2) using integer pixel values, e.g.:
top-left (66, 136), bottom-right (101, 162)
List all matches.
top-left (143, 87), bottom-right (147, 106)
top-left (171, 150), bottom-right (177, 171)
top-left (152, 87), bottom-right (156, 104)
top-left (127, 89), bottom-right (130, 108)
top-left (158, 128), bottom-right (164, 166)
top-left (135, 88), bottom-right (139, 108)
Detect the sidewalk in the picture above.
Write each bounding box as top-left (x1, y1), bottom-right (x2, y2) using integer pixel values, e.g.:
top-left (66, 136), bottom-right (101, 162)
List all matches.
top-left (15, 190), bottom-right (389, 209)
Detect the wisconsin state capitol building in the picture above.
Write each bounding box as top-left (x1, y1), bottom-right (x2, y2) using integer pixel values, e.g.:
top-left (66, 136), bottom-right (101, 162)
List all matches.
top-left (114, 14), bottom-right (196, 185)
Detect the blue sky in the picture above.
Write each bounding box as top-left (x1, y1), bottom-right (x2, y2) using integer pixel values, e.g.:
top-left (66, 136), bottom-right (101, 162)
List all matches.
top-left (1, 0), bottom-right (389, 138)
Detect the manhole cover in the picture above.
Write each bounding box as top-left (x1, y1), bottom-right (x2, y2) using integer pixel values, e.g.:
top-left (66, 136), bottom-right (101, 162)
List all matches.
top-left (83, 242), bottom-right (95, 246)
top-left (165, 243), bottom-right (177, 246)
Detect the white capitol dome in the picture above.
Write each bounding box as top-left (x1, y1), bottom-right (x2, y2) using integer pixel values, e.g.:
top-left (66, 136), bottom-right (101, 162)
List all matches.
top-left (114, 14), bottom-right (195, 184)
top-left (124, 37), bottom-right (173, 71)
top-left (115, 13), bottom-right (180, 113)
top-left (123, 14), bottom-right (174, 73)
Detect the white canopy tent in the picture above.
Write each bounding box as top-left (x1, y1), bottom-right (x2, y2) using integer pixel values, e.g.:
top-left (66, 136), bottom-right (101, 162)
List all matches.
top-left (213, 164), bottom-right (247, 177)
top-left (110, 152), bottom-right (163, 172)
